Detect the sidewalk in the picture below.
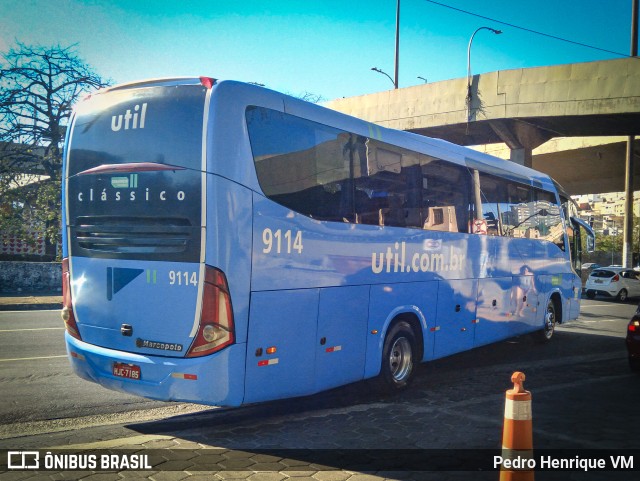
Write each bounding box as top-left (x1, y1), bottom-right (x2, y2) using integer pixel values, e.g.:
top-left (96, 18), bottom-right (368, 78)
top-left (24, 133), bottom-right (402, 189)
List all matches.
top-left (0, 291), bottom-right (62, 311)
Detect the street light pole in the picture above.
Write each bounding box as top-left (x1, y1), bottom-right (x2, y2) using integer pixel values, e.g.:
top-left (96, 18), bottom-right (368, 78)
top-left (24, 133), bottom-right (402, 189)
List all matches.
top-left (371, 67), bottom-right (396, 88)
top-left (394, 0), bottom-right (400, 89)
top-left (466, 27), bottom-right (502, 122)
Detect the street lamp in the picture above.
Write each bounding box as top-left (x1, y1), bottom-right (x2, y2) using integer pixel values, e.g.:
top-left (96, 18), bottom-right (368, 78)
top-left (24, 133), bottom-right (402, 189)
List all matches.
top-left (417, 76), bottom-right (428, 83)
top-left (466, 26), bottom-right (502, 121)
top-left (371, 0), bottom-right (400, 89)
top-left (371, 67), bottom-right (396, 88)
top-left (611, 220), bottom-right (617, 265)
top-left (394, 0), bottom-right (400, 89)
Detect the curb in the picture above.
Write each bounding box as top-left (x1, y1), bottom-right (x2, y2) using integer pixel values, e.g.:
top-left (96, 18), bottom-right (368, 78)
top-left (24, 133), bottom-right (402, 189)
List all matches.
top-left (0, 302), bottom-right (62, 311)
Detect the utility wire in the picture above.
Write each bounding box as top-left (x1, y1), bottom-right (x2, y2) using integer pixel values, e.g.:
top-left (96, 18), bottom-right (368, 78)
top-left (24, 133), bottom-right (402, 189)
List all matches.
top-left (424, 0), bottom-right (633, 59)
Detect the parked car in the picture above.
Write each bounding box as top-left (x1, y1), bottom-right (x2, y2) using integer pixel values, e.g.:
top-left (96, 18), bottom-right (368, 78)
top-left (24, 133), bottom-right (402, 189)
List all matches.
top-left (582, 262), bottom-right (601, 270)
top-left (626, 307), bottom-right (640, 372)
top-left (584, 267), bottom-right (640, 302)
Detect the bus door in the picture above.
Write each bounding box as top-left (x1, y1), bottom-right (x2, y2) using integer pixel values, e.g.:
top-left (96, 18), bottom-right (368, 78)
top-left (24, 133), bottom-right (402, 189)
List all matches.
top-left (315, 286), bottom-right (368, 391)
top-left (433, 279), bottom-right (477, 358)
top-left (475, 277), bottom-right (516, 346)
top-left (570, 216), bottom-right (595, 270)
top-left (244, 285), bottom-right (369, 402)
top-left (569, 216), bottom-right (596, 319)
top-left (245, 289), bottom-right (319, 403)
top-left (513, 268), bottom-right (540, 330)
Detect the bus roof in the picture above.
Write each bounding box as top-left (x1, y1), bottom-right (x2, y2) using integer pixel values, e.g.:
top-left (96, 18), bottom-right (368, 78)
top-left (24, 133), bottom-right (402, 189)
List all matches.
top-left (100, 77), bottom-right (209, 93)
top-left (88, 77), bottom-right (559, 194)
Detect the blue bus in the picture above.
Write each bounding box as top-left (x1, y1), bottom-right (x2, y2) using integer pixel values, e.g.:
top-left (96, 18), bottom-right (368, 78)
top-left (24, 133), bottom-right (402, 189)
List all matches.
top-left (61, 77), bottom-right (594, 406)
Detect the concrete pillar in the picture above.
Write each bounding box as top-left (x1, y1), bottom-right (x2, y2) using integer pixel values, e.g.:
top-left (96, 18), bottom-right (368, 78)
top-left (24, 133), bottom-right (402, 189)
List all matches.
top-left (623, 136), bottom-right (636, 267)
top-left (623, 0), bottom-right (638, 267)
top-left (490, 120), bottom-right (543, 169)
top-left (509, 147), bottom-right (533, 168)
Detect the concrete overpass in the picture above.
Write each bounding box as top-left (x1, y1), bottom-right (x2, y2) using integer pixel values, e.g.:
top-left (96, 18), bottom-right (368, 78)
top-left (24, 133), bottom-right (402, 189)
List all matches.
top-left (325, 58), bottom-right (640, 195)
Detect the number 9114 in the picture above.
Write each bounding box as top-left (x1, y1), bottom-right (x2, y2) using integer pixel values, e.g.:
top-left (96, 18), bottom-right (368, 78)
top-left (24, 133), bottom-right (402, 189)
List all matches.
top-left (169, 270), bottom-right (198, 286)
top-left (262, 228), bottom-right (303, 255)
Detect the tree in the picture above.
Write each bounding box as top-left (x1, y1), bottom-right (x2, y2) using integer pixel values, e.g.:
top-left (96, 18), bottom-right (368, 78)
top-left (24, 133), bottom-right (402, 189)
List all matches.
top-left (595, 231), bottom-right (623, 252)
top-left (0, 42), bottom-right (110, 256)
top-left (294, 91), bottom-right (326, 104)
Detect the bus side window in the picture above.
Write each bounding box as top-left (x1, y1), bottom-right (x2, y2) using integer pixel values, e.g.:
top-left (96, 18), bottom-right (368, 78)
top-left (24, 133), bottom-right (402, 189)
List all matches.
top-left (246, 107), bottom-right (353, 222)
top-left (536, 190), bottom-right (565, 250)
top-left (353, 139), bottom-right (422, 229)
top-left (420, 157), bottom-right (470, 233)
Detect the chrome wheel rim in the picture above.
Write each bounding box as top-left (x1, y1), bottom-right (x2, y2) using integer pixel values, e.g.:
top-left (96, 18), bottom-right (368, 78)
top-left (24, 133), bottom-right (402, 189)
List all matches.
top-left (389, 337), bottom-right (413, 382)
top-left (544, 304), bottom-right (555, 339)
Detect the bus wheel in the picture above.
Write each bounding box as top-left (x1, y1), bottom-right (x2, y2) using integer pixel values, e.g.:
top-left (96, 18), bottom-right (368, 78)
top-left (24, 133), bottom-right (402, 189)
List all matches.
top-left (536, 299), bottom-right (556, 343)
top-left (378, 321), bottom-right (416, 392)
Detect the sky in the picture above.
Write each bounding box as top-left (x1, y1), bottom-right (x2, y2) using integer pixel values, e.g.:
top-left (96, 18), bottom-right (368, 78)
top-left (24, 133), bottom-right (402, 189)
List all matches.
top-left (0, 0), bottom-right (635, 101)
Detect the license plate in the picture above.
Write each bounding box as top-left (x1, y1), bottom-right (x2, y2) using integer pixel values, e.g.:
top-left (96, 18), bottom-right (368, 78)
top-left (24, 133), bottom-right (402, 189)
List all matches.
top-left (594, 279), bottom-right (603, 284)
top-left (112, 362), bottom-right (141, 380)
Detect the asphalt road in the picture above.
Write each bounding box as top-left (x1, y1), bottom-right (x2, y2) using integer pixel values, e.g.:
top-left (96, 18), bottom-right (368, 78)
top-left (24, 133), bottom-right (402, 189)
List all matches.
top-left (0, 298), bottom-right (637, 447)
top-left (0, 310), bottom-right (200, 435)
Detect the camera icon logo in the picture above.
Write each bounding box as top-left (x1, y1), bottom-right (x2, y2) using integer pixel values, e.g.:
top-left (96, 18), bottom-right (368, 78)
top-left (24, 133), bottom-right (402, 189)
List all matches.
top-left (7, 451), bottom-right (40, 469)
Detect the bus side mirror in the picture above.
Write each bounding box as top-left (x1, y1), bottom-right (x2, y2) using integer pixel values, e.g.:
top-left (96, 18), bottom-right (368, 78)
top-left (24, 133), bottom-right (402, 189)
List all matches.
top-left (570, 216), bottom-right (595, 253)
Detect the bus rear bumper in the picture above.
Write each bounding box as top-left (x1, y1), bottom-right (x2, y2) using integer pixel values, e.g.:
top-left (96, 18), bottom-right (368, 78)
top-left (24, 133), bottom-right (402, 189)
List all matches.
top-left (64, 332), bottom-right (246, 407)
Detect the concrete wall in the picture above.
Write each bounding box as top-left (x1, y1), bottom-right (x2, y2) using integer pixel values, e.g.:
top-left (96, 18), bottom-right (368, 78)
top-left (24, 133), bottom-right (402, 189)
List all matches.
top-left (325, 58), bottom-right (640, 195)
top-left (0, 261), bottom-right (62, 293)
top-left (325, 58), bottom-right (640, 132)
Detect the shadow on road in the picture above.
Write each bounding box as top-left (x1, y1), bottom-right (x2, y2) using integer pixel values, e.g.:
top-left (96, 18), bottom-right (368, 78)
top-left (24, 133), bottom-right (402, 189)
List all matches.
top-left (120, 328), bottom-right (636, 463)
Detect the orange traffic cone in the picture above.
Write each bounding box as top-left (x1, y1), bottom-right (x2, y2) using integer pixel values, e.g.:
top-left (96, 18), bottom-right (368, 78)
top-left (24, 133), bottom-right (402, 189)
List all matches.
top-left (500, 372), bottom-right (534, 481)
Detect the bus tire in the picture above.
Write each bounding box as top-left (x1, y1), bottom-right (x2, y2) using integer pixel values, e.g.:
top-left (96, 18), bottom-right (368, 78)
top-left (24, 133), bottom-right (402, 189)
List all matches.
top-left (377, 321), bottom-right (417, 392)
top-left (536, 298), bottom-right (557, 343)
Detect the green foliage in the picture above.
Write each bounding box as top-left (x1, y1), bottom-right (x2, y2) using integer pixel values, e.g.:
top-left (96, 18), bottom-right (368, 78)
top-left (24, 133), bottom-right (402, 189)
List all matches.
top-left (594, 231), bottom-right (623, 253)
top-left (582, 216), bottom-right (640, 265)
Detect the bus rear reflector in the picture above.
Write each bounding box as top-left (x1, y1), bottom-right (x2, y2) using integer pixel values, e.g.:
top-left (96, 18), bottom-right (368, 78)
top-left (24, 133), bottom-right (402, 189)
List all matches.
top-left (186, 266), bottom-right (235, 357)
top-left (61, 258), bottom-right (82, 340)
top-left (171, 373), bottom-right (198, 380)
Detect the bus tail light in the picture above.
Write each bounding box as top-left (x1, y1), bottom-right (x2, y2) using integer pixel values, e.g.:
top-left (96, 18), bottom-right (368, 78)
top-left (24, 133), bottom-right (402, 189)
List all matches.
top-left (199, 76), bottom-right (217, 89)
top-left (186, 266), bottom-right (235, 357)
top-left (61, 258), bottom-right (82, 340)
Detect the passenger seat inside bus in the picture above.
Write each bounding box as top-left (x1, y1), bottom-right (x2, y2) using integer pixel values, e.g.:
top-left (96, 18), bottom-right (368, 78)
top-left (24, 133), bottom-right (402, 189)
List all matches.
top-left (423, 206), bottom-right (458, 232)
top-left (380, 195), bottom-right (406, 227)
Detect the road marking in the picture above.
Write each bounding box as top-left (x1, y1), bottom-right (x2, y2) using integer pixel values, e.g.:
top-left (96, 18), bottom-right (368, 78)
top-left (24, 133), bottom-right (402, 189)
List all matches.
top-left (0, 355), bottom-right (67, 362)
top-left (581, 304), bottom-right (632, 309)
top-left (573, 318), bottom-right (621, 322)
top-left (0, 309), bottom-right (61, 314)
top-left (0, 327), bottom-right (65, 332)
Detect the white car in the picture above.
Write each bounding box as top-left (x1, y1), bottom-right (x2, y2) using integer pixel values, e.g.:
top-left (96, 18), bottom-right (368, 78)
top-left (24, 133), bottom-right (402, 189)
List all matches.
top-left (585, 267), bottom-right (640, 302)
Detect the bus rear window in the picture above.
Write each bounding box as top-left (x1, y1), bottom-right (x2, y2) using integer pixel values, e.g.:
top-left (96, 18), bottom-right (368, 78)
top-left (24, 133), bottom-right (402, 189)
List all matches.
top-left (65, 83), bottom-right (207, 261)
top-left (68, 84), bottom-right (207, 175)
